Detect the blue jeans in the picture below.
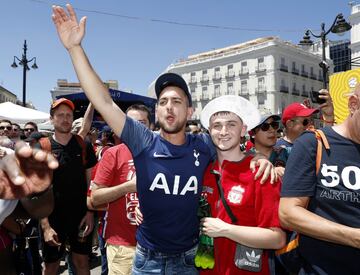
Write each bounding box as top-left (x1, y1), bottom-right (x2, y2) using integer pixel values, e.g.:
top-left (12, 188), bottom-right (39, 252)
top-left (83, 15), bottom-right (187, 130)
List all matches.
top-left (132, 243), bottom-right (198, 275)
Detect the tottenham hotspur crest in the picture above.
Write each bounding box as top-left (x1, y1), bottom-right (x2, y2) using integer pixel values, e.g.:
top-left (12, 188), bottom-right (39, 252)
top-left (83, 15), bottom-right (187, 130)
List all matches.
top-left (193, 149), bottom-right (200, 166)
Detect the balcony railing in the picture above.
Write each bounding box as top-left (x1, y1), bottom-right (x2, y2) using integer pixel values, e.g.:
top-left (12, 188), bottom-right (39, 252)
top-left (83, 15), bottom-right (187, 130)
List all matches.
top-left (310, 73), bottom-right (317, 80)
top-left (301, 91), bottom-right (309, 97)
top-left (189, 76), bottom-right (197, 84)
top-left (301, 71), bottom-right (308, 78)
top-left (200, 94), bottom-right (209, 100)
top-left (280, 64), bottom-right (288, 72)
top-left (239, 89), bottom-right (249, 99)
top-left (213, 73), bottom-right (222, 81)
top-left (225, 70), bottom-right (235, 78)
top-left (201, 75), bottom-right (209, 82)
top-left (239, 68), bottom-right (249, 76)
top-left (255, 64), bottom-right (267, 73)
top-left (239, 89), bottom-right (249, 96)
top-left (255, 86), bottom-right (266, 94)
top-left (292, 88), bottom-right (300, 95)
top-left (280, 85), bottom-right (289, 93)
top-left (291, 68), bottom-right (299, 75)
top-left (225, 89), bottom-right (235, 95)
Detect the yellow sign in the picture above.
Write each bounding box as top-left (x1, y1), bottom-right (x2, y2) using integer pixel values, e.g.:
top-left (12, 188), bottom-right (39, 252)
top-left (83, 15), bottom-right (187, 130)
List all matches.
top-left (329, 68), bottom-right (360, 123)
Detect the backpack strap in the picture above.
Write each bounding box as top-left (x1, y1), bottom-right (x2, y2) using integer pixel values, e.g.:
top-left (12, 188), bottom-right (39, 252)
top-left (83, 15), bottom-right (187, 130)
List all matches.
top-left (275, 129), bottom-right (330, 260)
top-left (74, 134), bottom-right (87, 166)
top-left (314, 129), bottom-right (330, 175)
top-left (39, 135), bottom-right (87, 166)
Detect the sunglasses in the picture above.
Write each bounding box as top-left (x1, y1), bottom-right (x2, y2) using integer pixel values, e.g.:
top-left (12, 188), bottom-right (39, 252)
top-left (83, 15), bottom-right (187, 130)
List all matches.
top-left (259, 121), bottom-right (280, 131)
top-left (291, 118), bottom-right (310, 127)
top-left (0, 126), bottom-right (12, 131)
top-left (24, 128), bottom-right (35, 132)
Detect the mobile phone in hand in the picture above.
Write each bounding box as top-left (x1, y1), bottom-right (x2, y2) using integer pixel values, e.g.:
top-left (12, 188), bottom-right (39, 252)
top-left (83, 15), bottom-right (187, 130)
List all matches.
top-left (310, 90), bottom-right (326, 104)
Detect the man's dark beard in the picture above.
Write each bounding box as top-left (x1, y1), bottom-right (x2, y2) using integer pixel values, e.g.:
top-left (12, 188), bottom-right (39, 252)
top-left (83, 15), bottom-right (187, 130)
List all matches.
top-left (158, 120), bottom-right (184, 134)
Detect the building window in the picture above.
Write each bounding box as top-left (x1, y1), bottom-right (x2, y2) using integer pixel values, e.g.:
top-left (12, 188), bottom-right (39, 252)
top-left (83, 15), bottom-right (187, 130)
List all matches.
top-left (240, 80), bottom-right (248, 95)
top-left (214, 67), bottom-right (221, 80)
top-left (214, 84), bottom-right (221, 97)
top-left (202, 86), bottom-right (208, 100)
top-left (302, 84), bottom-right (308, 97)
top-left (292, 61), bottom-right (299, 75)
top-left (201, 70), bottom-right (209, 82)
top-left (226, 64), bottom-right (235, 78)
top-left (227, 83), bottom-right (234, 95)
top-left (257, 57), bottom-right (266, 71)
top-left (280, 57), bottom-right (288, 72)
top-left (258, 77), bottom-right (265, 90)
top-left (190, 72), bottom-right (197, 83)
top-left (240, 61), bottom-right (249, 75)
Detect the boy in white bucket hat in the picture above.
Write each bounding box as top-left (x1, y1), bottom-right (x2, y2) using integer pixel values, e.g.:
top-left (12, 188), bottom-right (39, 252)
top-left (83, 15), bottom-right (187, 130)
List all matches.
top-left (199, 95), bottom-right (285, 274)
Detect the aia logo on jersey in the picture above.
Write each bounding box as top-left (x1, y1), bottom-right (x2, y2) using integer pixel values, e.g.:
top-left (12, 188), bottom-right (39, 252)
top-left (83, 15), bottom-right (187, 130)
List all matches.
top-left (227, 185), bottom-right (245, 204)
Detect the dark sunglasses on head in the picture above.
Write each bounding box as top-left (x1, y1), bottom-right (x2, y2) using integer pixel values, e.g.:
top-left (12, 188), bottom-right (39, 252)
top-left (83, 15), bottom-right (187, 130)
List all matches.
top-left (0, 126), bottom-right (12, 131)
top-left (259, 121), bottom-right (280, 131)
top-left (24, 128), bottom-right (35, 132)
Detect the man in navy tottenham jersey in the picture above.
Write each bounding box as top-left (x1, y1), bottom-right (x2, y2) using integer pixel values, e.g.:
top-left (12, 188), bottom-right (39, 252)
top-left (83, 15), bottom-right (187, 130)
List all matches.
top-left (52, 4), bottom-right (274, 274)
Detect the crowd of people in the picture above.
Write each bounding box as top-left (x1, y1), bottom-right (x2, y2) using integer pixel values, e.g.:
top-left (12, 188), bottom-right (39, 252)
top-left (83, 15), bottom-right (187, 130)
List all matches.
top-left (0, 3), bottom-right (359, 275)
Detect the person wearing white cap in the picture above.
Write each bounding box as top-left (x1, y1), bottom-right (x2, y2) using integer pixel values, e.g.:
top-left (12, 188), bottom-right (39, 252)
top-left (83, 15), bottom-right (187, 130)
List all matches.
top-left (200, 95), bottom-right (285, 275)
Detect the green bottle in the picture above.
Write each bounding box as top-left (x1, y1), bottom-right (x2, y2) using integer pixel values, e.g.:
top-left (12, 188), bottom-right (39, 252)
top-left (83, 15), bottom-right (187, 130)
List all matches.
top-left (195, 196), bottom-right (215, 269)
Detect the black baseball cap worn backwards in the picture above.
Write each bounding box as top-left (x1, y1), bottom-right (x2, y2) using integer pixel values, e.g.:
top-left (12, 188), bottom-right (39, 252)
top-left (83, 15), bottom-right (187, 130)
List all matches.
top-left (155, 73), bottom-right (192, 107)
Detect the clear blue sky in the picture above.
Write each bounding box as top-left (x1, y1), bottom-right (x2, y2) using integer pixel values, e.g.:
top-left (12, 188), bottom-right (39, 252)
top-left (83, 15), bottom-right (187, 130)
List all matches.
top-left (0, 0), bottom-right (352, 112)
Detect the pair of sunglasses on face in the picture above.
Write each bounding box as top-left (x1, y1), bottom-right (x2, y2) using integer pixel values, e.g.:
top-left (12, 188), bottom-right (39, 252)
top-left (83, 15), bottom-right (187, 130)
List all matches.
top-left (0, 126), bottom-right (12, 131)
top-left (291, 118), bottom-right (311, 127)
top-left (258, 121), bottom-right (280, 132)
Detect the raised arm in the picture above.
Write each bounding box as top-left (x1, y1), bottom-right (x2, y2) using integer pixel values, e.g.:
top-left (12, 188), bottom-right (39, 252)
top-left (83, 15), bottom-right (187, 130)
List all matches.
top-left (78, 103), bottom-right (94, 139)
top-left (52, 4), bottom-right (126, 136)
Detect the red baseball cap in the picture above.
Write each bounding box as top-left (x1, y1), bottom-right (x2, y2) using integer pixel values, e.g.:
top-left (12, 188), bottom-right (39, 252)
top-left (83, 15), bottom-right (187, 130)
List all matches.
top-left (51, 98), bottom-right (75, 111)
top-left (282, 102), bottom-right (318, 124)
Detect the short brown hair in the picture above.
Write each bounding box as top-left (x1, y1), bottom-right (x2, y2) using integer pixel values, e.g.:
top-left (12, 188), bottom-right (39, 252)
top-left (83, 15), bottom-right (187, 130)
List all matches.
top-left (126, 104), bottom-right (151, 124)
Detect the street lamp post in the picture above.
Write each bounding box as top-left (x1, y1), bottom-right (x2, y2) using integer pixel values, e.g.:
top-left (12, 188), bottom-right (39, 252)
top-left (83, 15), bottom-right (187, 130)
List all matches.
top-left (11, 40), bottom-right (38, 107)
top-left (299, 14), bottom-right (352, 89)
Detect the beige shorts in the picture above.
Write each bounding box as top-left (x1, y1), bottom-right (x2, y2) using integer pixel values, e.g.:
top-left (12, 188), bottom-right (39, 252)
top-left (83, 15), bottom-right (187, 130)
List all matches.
top-left (106, 243), bottom-right (136, 275)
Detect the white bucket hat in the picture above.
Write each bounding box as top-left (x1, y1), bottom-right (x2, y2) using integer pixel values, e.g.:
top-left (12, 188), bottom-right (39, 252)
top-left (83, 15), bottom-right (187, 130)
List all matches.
top-left (200, 95), bottom-right (261, 130)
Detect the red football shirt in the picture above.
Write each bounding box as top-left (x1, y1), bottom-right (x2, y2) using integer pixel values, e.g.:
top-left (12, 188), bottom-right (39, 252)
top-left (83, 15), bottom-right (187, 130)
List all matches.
top-left (94, 144), bottom-right (138, 246)
top-left (201, 155), bottom-right (281, 275)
